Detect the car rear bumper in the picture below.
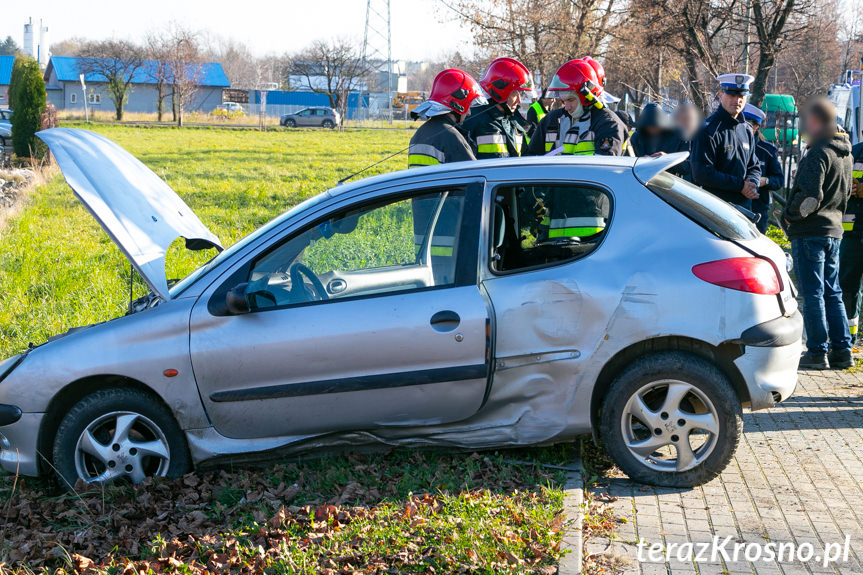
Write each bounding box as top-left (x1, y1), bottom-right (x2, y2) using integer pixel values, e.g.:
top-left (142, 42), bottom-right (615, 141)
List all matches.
top-left (0, 412), bottom-right (43, 476)
top-left (732, 313), bottom-right (803, 411)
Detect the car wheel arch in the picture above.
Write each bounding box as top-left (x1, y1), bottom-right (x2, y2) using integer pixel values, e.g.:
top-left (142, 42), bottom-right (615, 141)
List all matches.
top-left (36, 374), bottom-right (177, 475)
top-left (588, 335), bottom-right (749, 444)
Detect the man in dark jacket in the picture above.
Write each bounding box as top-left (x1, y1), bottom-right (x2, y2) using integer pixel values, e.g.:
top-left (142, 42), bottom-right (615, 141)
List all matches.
top-left (629, 103), bottom-right (691, 178)
top-left (525, 59), bottom-right (627, 157)
top-left (742, 103), bottom-right (785, 233)
top-left (783, 97), bottom-right (854, 369)
top-left (463, 57), bottom-right (535, 159)
top-left (838, 141), bottom-right (863, 344)
top-left (691, 73), bottom-right (761, 208)
top-left (407, 69), bottom-right (483, 168)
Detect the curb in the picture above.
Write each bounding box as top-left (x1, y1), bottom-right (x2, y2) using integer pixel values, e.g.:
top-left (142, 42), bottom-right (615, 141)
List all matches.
top-left (557, 449), bottom-right (584, 575)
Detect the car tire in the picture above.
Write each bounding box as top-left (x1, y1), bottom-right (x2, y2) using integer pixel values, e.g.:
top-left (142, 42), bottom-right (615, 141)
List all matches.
top-left (52, 387), bottom-right (190, 489)
top-left (322, 120), bottom-right (334, 129)
top-left (599, 351), bottom-right (742, 487)
top-left (284, 119), bottom-right (296, 128)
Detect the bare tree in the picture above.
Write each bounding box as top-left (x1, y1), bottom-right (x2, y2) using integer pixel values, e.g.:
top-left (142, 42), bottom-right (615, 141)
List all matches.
top-left (289, 38), bottom-right (366, 117)
top-left (144, 31), bottom-right (173, 122)
top-left (203, 35), bottom-right (260, 89)
top-left (440, 0), bottom-right (622, 87)
top-left (163, 25), bottom-right (205, 127)
top-left (77, 40), bottom-right (145, 121)
top-left (49, 36), bottom-right (88, 57)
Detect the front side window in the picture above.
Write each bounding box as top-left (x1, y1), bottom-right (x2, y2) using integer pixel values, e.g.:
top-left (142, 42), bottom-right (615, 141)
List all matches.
top-left (246, 188), bottom-right (470, 310)
top-left (491, 183), bottom-right (611, 273)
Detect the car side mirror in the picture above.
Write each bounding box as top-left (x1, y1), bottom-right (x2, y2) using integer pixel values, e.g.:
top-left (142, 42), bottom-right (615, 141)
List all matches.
top-left (226, 283), bottom-right (250, 315)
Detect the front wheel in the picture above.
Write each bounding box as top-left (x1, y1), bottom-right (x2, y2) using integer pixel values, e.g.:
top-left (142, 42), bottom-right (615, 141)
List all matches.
top-left (283, 119), bottom-right (296, 128)
top-left (53, 388), bottom-right (190, 489)
top-left (599, 351), bottom-right (742, 487)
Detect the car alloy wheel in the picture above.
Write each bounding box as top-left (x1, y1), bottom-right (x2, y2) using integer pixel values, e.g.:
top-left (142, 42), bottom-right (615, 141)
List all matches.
top-left (322, 120), bottom-right (334, 129)
top-left (74, 411), bottom-right (171, 484)
top-left (621, 379), bottom-right (719, 472)
top-left (284, 119), bottom-right (296, 128)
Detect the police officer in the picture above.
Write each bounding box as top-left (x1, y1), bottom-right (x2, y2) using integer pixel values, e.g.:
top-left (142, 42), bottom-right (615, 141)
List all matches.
top-left (690, 74), bottom-right (761, 208)
top-left (839, 141), bottom-right (863, 343)
top-left (407, 68), bottom-right (484, 168)
top-left (742, 103), bottom-right (784, 233)
top-left (525, 58), bottom-right (627, 156)
top-left (463, 58), bottom-right (535, 159)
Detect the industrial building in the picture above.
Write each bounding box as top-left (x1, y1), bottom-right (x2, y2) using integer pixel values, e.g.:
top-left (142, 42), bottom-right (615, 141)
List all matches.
top-left (22, 18), bottom-right (50, 69)
top-left (0, 56), bottom-right (12, 106)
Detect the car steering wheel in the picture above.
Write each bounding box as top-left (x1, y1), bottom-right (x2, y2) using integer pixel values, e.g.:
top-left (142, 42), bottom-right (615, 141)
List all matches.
top-left (289, 263), bottom-right (329, 301)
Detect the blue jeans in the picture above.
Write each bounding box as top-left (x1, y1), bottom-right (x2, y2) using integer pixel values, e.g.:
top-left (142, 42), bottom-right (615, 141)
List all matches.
top-left (791, 237), bottom-right (852, 354)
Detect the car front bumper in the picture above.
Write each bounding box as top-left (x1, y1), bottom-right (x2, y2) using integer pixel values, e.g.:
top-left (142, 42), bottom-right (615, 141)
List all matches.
top-left (0, 412), bottom-right (43, 476)
top-left (733, 311), bottom-right (803, 411)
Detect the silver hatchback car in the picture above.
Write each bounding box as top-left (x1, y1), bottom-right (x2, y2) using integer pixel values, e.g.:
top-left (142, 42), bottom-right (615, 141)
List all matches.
top-left (281, 106), bottom-right (341, 129)
top-left (0, 128), bottom-right (801, 488)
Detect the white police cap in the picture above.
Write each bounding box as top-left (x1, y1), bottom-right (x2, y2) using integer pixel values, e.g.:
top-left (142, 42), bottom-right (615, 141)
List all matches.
top-left (742, 103), bottom-right (766, 124)
top-left (717, 73), bottom-right (754, 94)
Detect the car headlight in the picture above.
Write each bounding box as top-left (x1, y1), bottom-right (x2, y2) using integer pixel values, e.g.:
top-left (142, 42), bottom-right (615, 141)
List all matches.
top-left (0, 354), bottom-right (22, 384)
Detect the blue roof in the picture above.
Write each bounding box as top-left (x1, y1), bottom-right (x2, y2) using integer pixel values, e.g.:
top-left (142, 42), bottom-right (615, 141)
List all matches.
top-left (0, 55), bottom-right (13, 86)
top-left (47, 56), bottom-right (230, 87)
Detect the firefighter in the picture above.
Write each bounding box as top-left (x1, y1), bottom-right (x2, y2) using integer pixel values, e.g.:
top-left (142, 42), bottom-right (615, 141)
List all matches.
top-left (742, 103), bottom-right (784, 233)
top-left (463, 57), bottom-right (536, 159)
top-left (690, 73), bottom-right (761, 209)
top-left (407, 68), bottom-right (484, 168)
top-left (525, 59), bottom-right (627, 157)
top-left (839, 140), bottom-right (863, 344)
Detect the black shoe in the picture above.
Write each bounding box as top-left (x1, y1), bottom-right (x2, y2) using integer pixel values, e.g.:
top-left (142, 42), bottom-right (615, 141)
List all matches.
top-left (828, 348), bottom-right (853, 369)
top-left (799, 352), bottom-right (829, 370)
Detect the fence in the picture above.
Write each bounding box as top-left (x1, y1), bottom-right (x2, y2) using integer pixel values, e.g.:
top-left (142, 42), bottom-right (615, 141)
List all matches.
top-left (766, 110), bottom-right (802, 231)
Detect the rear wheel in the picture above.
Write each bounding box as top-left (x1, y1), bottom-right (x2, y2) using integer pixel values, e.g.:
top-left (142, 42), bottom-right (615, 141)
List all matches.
top-left (322, 119), bottom-right (335, 129)
top-left (599, 352), bottom-right (742, 487)
top-left (53, 388), bottom-right (190, 489)
top-left (283, 118), bottom-right (296, 128)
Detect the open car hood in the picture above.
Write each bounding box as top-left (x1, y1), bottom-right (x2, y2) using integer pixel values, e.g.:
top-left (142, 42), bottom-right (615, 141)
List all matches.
top-left (37, 128), bottom-right (222, 301)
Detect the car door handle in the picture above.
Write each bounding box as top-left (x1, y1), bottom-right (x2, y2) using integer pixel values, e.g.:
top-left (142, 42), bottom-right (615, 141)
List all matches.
top-left (430, 310), bottom-right (460, 333)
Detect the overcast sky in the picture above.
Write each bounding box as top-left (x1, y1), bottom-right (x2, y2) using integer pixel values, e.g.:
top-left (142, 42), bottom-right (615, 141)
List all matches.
top-left (1, 0), bottom-right (471, 61)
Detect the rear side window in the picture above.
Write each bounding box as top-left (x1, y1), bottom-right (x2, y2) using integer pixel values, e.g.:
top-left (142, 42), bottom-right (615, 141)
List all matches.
top-left (491, 183), bottom-right (611, 273)
top-left (647, 173), bottom-right (758, 240)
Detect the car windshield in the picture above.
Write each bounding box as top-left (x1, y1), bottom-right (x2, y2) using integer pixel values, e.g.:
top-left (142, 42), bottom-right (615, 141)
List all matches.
top-left (646, 172), bottom-right (759, 240)
top-left (169, 192), bottom-right (331, 298)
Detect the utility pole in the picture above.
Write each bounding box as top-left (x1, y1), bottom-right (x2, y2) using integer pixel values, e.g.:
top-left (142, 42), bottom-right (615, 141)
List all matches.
top-left (362, 0), bottom-right (393, 124)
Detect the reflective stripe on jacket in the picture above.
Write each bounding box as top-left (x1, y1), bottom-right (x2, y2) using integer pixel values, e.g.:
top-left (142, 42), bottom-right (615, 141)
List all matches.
top-left (407, 114), bottom-right (476, 168)
top-left (462, 102), bottom-right (526, 159)
top-left (844, 143), bottom-right (863, 232)
top-left (525, 107), bottom-right (627, 157)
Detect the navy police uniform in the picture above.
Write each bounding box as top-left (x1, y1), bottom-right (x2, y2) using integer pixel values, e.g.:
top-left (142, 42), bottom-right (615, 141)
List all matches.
top-left (741, 103), bottom-right (784, 232)
top-left (690, 74), bottom-right (762, 208)
top-left (839, 142), bottom-right (863, 341)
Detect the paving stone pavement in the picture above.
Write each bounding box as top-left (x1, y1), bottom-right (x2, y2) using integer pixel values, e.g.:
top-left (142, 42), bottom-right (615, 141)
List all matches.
top-left (587, 369), bottom-right (863, 575)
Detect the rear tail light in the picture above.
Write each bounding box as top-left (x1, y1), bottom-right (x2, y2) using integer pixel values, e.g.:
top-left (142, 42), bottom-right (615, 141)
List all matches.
top-left (692, 257), bottom-right (781, 295)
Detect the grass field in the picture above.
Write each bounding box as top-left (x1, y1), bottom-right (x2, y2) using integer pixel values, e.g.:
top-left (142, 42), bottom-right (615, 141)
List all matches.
top-left (0, 125), bottom-right (573, 573)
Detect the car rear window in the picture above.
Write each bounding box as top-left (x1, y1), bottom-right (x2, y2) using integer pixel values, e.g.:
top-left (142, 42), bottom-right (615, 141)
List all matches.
top-left (646, 172), bottom-right (759, 240)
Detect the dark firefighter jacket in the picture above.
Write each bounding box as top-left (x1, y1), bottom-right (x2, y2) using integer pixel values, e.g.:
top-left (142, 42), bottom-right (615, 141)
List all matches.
top-left (690, 106), bottom-right (761, 205)
top-left (407, 114), bottom-right (476, 168)
top-left (525, 106), bottom-right (628, 157)
top-left (842, 142), bottom-right (863, 234)
top-left (783, 130), bottom-right (853, 239)
top-left (462, 102), bottom-right (528, 159)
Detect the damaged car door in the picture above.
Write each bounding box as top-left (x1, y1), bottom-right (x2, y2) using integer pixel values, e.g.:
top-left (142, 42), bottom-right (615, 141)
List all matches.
top-left (189, 181), bottom-right (491, 439)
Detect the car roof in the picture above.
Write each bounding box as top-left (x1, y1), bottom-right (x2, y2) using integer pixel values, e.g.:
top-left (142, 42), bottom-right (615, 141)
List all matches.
top-left (329, 155), bottom-right (641, 199)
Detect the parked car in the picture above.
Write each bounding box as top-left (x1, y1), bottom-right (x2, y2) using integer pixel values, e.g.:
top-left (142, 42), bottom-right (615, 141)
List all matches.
top-left (281, 106), bottom-right (340, 129)
top-left (213, 102), bottom-right (245, 116)
top-left (0, 128), bottom-right (801, 489)
top-left (0, 109), bottom-right (12, 126)
top-left (0, 123), bottom-right (10, 163)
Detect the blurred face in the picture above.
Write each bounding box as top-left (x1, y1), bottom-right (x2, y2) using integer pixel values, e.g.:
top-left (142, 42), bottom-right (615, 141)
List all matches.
top-left (675, 106), bottom-right (700, 137)
top-left (505, 91), bottom-right (522, 112)
top-left (804, 113), bottom-right (826, 139)
top-left (719, 90), bottom-right (747, 117)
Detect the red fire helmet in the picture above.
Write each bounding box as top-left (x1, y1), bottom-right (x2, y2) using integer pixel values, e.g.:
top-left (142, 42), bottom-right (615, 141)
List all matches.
top-left (479, 57), bottom-right (536, 103)
top-left (428, 69), bottom-right (484, 115)
top-left (581, 56), bottom-right (606, 91)
top-left (547, 59), bottom-right (601, 107)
